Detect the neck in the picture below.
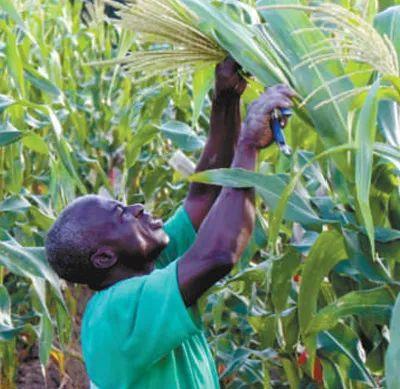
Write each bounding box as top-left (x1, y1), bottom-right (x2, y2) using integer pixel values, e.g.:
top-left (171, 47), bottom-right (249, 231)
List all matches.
top-left (93, 261), bottom-right (155, 291)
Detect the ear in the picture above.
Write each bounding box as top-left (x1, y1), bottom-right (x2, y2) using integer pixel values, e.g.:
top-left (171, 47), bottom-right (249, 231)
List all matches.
top-left (90, 247), bottom-right (118, 269)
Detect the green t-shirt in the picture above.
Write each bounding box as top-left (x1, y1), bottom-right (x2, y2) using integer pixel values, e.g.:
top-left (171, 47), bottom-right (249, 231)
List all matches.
top-left (81, 206), bottom-right (220, 389)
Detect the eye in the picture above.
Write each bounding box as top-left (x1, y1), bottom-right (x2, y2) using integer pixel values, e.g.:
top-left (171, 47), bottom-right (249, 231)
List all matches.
top-left (135, 208), bottom-right (144, 219)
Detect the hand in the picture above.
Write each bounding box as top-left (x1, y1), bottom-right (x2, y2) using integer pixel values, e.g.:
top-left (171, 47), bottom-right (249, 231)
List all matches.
top-left (215, 56), bottom-right (247, 98)
top-left (240, 84), bottom-right (295, 149)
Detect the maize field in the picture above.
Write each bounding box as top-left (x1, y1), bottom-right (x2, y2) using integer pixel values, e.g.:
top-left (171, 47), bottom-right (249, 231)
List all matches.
top-left (1, 0), bottom-right (400, 387)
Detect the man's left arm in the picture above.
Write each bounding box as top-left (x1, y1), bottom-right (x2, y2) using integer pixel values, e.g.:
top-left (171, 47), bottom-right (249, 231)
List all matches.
top-left (184, 58), bottom-right (247, 230)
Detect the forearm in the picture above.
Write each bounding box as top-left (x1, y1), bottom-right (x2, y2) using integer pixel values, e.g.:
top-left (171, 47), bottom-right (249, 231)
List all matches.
top-left (194, 95), bottom-right (241, 174)
top-left (184, 95), bottom-right (242, 229)
top-left (179, 140), bottom-right (258, 305)
top-left (178, 83), bottom-right (296, 306)
top-left (192, 141), bottom-right (256, 255)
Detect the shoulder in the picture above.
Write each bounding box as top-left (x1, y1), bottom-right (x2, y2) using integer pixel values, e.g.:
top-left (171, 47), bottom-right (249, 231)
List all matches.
top-left (82, 274), bottom-right (147, 329)
top-left (83, 266), bottom-right (173, 322)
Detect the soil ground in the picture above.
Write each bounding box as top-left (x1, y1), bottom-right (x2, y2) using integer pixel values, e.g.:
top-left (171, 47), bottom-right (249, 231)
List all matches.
top-left (16, 285), bottom-right (92, 388)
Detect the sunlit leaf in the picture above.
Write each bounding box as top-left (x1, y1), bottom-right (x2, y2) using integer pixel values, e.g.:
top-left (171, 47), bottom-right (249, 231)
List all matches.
top-left (24, 66), bottom-right (62, 99)
top-left (298, 230), bottom-right (347, 362)
top-left (307, 287), bottom-right (394, 335)
top-left (192, 64), bottom-right (214, 125)
top-left (22, 133), bottom-right (49, 154)
top-left (190, 168), bottom-right (321, 225)
top-left (355, 79), bottom-right (380, 258)
top-left (158, 120), bottom-right (205, 151)
top-left (5, 26), bottom-right (25, 97)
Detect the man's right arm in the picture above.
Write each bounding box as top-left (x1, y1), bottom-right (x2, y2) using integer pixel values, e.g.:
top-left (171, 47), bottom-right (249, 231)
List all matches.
top-left (178, 85), bottom-right (295, 306)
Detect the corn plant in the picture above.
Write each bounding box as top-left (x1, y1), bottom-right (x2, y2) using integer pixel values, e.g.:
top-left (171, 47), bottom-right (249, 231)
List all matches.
top-left (1, 0), bottom-right (400, 387)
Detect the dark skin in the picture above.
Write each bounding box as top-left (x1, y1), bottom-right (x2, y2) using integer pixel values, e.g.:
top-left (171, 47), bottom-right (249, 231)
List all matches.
top-left (70, 58), bottom-right (295, 302)
top-left (184, 58), bottom-right (247, 230)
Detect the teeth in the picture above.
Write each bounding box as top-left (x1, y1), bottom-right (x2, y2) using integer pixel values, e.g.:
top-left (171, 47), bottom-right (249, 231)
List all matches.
top-left (150, 219), bottom-right (163, 229)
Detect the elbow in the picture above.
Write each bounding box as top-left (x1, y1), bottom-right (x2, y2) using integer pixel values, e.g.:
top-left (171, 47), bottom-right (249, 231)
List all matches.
top-left (207, 250), bottom-right (235, 279)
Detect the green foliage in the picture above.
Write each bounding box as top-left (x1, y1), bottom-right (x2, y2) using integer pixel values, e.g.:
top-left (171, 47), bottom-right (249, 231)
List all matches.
top-left (386, 292), bottom-right (400, 389)
top-left (0, 0), bottom-right (399, 387)
top-left (355, 79), bottom-right (380, 258)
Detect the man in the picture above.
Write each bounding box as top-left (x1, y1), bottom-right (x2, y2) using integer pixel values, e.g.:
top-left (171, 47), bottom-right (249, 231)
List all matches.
top-left (45, 58), bottom-right (294, 388)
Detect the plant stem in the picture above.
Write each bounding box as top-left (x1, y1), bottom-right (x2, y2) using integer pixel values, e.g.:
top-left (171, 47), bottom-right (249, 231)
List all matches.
top-left (281, 357), bottom-right (300, 389)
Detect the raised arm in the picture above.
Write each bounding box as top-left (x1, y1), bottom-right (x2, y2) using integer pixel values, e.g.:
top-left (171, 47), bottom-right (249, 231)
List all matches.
top-left (184, 58), bottom-right (247, 230)
top-left (178, 85), bottom-right (295, 306)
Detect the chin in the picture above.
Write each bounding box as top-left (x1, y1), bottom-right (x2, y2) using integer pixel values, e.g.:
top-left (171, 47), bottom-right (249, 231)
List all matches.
top-left (147, 231), bottom-right (169, 260)
top-left (161, 231), bottom-right (170, 247)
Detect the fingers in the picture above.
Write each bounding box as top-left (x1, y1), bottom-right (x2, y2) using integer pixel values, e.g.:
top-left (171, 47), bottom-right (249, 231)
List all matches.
top-left (274, 84), bottom-right (296, 98)
top-left (269, 96), bottom-right (293, 109)
top-left (254, 84), bottom-right (295, 113)
top-left (265, 84), bottom-right (296, 99)
top-left (253, 94), bottom-right (293, 113)
top-left (217, 56), bottom-right (244, 80)
top-left (217, 56), bottom-right (238, 74)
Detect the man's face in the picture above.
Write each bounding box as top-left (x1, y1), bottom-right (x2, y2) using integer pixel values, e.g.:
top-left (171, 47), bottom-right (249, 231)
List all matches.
top-left (69, 195), bottom-right (169, 268)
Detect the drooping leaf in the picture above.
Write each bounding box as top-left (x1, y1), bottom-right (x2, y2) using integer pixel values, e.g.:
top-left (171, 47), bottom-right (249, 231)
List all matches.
top-left (24, 66), bottom-right (62, 99)
top-left (298, 230), bottom-right (347, 361)
top-left (0, 94), bottom-right (15, 112)
top-left (307, 287), bottom-right (394, 335)
top-left (268, 144), bottom-right (355, 250)
top-left (192, 65), bottom-right (214, 125)
top-left (257, 0), bottom-right (353, 176)
top-left (0, 285), bottom-right (17, 341)
top-left (158, 120), bottom-right (205, 151)
top-left (343, 229), bottom-right (391, 283)
top-left (318, 325), bottom-right (376, 386)
top-left (22, 134), bottom-right (49, 154)
top-left (375, 7), bottom-right (400, 147)
top-left (182, 0), bottom-right (288, 86)
top-left (189, 168), bottom-right (321, 225)
top-left (5, 26), bottom-right (25, 97)
top-left (270, 248), bottom-right (301, 313)
top-left (355, 79), bottom-right (381, 258)
top-left (0, 195), bottom-right (30, 212)
top-left (229, 260), bottom-right (270, 286)
top-left (126, 126), bottom-right (159, 167)
top-left (38, 314), bottom-right (53, 366)
top-left (0, 243), bottom-right (61, 299)
top-left (0, 122), bottom-right (22, 146)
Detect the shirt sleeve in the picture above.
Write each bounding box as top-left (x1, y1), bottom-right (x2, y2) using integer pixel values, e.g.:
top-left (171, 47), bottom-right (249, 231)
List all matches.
top-left (156, 205), bottom-right (197, 268)
top-left (110, 260), bottom-right (202, 375)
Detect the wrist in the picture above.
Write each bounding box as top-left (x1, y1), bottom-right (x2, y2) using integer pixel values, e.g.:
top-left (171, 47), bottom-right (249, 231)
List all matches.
top-left (213, 90), bottom-right (241, 105)
top-left (232, 138), bottom-right (258, 170)
top-left (237, 132), bottom-right (258, 152)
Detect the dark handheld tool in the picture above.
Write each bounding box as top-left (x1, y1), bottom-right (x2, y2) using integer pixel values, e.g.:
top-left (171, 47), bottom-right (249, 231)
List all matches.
top-left (271, 108), bottom-right (292, 156)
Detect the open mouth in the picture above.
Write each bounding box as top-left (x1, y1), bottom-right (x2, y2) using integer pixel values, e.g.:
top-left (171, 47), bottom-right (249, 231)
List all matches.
top-left (149, 219), bottom-right (163, 230)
